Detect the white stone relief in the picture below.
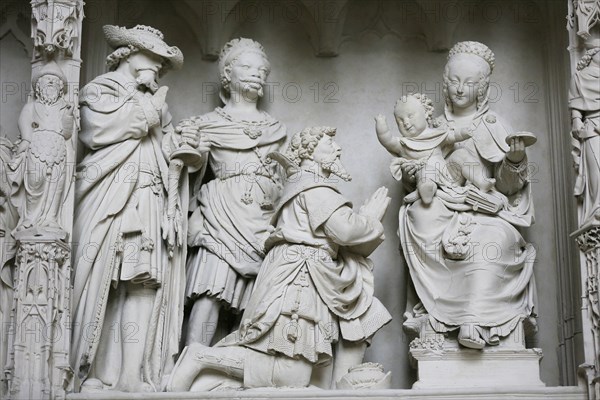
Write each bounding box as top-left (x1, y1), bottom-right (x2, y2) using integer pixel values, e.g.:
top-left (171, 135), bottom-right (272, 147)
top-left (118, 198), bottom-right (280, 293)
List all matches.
top-left (568, 1), bottom-right (600, 397)
top-left (183, 38), bottom-right (287, 348)
top-left (375, 93), bottom-right (476, 206)
top-left (4, 1), bottom-right (84, 397)
top-left (377, 41), bottom-right (542, 387)
top-left (167, 126), bottom-right (391, 391)
top-left (571, 0), bottom-right (600, 39)
top-left (31, 0), bottom-right (83, 59)
top-left (570, 42), bottom-right (600, 230)
top-left (9, 61), bottom-right (75, 239)
top-left (1, 0), bottom-right (595, 398)
top-left (70, 25), bottom-right (202, 393)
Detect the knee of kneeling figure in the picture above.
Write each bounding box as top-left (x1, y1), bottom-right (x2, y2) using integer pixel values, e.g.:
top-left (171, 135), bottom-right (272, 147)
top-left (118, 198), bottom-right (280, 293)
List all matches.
top-left (272, 357), bottom-right (313, 387)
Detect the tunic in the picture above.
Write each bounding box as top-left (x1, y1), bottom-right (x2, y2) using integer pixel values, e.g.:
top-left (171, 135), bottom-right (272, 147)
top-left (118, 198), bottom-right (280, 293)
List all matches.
top-left (219, 171), bottom-right (392, 365)
top-left (186, 108), bottom-right (286, 310)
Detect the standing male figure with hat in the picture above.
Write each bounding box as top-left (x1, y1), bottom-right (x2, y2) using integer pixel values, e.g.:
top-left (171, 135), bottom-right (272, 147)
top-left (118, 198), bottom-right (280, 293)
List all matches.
top-left (71, 25), bottom-right (207, 392)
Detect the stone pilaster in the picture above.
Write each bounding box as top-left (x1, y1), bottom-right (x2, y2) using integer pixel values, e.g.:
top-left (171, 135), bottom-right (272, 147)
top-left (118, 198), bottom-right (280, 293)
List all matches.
top-left (6, 236), bottom-right (71, 400)
top-left (4, 1), bottom-right (84, 399)
top-left (566, 0), bottom-right (600, 398)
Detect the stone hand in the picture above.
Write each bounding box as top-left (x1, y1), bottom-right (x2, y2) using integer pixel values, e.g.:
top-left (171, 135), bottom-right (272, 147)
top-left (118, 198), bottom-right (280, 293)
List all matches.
top-left (176, 125), bottom-right (208, 153)
top-left (61, 106), bottom-right (75, 140)
top-left (151, 87), bottom-right (169, 112)
top-left (398, 158), bottom-right (419, 179)
top-left (137, 69), bottom-right (159, 93)
top-left (374, 114), bottom-right (389, 134)
top-left (195, 132), bottom-right (211, 154)
top-left (459, 127), bottom-right (473, 140)
top-left (506, 137), bottom-right (526, 164)
top-left (571, 117), bottom-right (584, 134)
top-left (162, 196), bottom-right (183, 259)
top-left (176, 121), bottom-right (211, 154)
top-left (359, 186), bottom-right (391, 221)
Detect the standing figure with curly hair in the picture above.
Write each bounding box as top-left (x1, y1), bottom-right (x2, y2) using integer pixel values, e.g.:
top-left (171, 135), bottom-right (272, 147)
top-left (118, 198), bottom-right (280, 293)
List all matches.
top-left (374, 93), bottom-right (474, 205)
top-left (183, 38), bottom-right (287, 347)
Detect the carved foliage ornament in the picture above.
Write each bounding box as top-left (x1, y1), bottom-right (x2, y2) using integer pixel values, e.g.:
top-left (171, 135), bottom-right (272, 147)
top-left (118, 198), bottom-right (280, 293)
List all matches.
top-left (573, 0), bottom-right (600, 39)
top-left (31, 0), bottom-right (83, 58)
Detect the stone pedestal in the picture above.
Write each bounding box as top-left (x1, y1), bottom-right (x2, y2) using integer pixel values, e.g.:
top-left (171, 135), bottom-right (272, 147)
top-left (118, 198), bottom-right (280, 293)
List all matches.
top-left (6, 234), bottom-right (73, 400)
top-left (408, 321), bottom-right (544, 389)
top-left (410, 347), bottom-right (544, 389)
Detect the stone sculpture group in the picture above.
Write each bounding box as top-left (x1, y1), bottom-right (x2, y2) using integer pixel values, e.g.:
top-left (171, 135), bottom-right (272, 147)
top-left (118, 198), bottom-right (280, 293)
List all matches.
top-left (0, 23), bottom-right (557, 395)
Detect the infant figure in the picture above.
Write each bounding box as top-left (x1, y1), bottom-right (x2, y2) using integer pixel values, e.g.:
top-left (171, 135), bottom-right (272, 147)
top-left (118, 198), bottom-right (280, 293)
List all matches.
top-left (375, 93), bottom-right (494, 204)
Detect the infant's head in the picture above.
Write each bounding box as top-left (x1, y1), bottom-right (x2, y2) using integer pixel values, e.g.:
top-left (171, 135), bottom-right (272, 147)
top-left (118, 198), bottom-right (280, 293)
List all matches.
top-left (394, 93), bottom-right (435, 138)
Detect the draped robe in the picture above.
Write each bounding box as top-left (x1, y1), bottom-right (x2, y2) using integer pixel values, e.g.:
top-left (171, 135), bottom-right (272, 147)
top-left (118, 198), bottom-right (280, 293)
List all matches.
top-left (71, 71), bottom-right (190, 389)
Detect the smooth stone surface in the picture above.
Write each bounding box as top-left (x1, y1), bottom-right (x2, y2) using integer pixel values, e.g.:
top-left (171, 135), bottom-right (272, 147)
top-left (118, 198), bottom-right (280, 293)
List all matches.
top-left (67, 386), bottom-right (585, 400)
top-left (410, 347), bottom-right (544, 389)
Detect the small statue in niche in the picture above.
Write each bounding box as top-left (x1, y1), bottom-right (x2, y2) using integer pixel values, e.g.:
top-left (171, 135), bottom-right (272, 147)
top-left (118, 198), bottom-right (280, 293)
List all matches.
top-left (374, 93), bottom-right (476, 205)
top-left (9, 61), bottom-right (75, 237)
top-left (569, 42), bottom-right (600, 229)
top-left (71, 25), bottom-right (205, 392)
top-left (396, 41), bottom-right (537, 350)
top-left (183, 38), bottom-right (287, 347)
top-left (168, 127), bottom-right (392, 391)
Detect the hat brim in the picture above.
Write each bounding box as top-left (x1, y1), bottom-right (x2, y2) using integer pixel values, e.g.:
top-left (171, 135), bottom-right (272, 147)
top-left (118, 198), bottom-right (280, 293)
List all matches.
top-left (103, 25), bottom-right (183, 70)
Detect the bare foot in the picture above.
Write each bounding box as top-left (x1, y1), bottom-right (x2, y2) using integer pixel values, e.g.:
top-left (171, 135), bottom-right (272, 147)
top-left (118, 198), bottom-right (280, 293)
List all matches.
top-left (458, 323), bottom-right (485, 350)
top-left (418, 181), bottom-right (437, 205)
top-left (473, 177), bottom-right (496, 192)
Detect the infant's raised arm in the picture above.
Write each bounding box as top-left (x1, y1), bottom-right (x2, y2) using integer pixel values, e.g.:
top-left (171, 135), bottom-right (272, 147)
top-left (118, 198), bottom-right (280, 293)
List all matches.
top-left (374, 114), bottom-right (403, 156)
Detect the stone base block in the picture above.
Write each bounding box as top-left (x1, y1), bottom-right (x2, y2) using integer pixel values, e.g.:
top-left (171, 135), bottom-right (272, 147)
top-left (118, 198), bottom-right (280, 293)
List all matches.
top-left (410, 347), bottom-right (545, 389)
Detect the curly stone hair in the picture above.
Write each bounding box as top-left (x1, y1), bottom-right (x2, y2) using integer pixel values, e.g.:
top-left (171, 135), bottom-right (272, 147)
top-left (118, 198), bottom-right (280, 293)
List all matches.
top-left (285, 126), bottom-right (337, 166)
top-left (395, 93), bottom-right (439, 128)
top-left (106, 44), bottom-right (139, 71)
top-left (577, 47), bottom-right (600, 71)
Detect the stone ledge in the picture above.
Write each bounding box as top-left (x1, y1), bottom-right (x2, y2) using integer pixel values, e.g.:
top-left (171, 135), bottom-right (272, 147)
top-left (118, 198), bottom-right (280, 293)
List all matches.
top-left (67, 386), bottom-right (585, 400)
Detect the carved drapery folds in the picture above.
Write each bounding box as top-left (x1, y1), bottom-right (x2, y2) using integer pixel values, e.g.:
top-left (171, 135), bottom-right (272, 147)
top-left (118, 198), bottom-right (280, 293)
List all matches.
top-left (568, 0), bottom-right (600, 399)
top-left (3, 1), bottom-right (83, 399)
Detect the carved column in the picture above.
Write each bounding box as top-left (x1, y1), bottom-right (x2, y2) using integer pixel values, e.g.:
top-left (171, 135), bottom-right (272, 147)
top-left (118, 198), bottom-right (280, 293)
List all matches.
top-left (575, 227), bottom-right (600, 399)
top-left (567, 1), bottom-right (600, 399)
top-left (7, 239), bottom-right (71, 400)
top-left (5, 1), bottom-right (84, 399)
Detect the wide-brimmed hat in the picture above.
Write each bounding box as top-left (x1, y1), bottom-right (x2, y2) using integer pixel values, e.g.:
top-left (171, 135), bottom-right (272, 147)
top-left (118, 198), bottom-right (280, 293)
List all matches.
top-left (32, 61), bottom-right (68, 87)
top-left (103, 25), bottom-right (183, 70)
